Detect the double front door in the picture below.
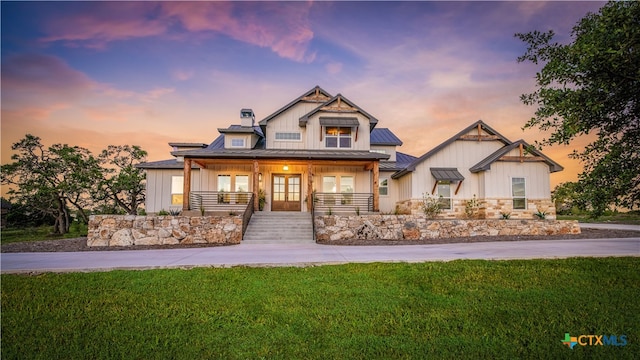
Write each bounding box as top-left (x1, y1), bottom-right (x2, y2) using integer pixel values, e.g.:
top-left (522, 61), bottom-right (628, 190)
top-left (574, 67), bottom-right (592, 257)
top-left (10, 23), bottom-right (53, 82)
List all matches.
top-left (272, 174), bottom-right (301, 211)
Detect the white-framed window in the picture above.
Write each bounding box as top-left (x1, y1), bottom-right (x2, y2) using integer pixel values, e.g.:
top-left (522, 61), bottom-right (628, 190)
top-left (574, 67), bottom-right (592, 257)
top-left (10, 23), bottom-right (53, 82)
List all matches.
top-left (171, 176), bottom-right (184, 205)
top-left (512, 177), bottom-right (527, 209)
top-left (275, 132), bottom-right (301, 141)
top-left (437, 181), bottom-right (451, 210)
top-left (379, 178), bottom-right (389, 196)
top-left (325, 127), bottom-right (352, 148)
top-left (230, 138), bottom-right (245, 147)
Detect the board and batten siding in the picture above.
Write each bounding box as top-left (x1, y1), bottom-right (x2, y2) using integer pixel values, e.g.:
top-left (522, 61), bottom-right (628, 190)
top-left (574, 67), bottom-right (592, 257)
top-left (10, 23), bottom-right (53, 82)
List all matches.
top-left (145, 168), bottom-right (201, 213)
top-left (410, 135), bottom-right (505, 199)
top-left (371, 145), bottom-right (396, 161)
top-left (482, 162), bottom-right (551, 199)
top-left (265, 102), bottom-right (319, 149)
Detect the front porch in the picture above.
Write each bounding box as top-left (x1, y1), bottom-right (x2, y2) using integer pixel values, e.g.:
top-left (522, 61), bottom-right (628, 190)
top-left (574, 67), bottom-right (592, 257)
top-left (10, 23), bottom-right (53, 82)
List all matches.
top-left (180, 156), bottom-right (383, 214)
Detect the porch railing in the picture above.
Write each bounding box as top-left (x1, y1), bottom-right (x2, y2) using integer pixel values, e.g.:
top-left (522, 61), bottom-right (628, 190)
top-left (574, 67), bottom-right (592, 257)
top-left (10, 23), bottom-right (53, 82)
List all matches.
top-left (313, 192), bottom-right (373, 213)
top-left (189, 191), bottom-right (254, 213)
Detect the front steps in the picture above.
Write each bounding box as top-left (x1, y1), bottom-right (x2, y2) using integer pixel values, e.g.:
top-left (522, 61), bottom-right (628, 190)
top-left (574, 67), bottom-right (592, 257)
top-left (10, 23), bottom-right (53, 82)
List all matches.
top-left (243, 212), bottom-right (315, 244)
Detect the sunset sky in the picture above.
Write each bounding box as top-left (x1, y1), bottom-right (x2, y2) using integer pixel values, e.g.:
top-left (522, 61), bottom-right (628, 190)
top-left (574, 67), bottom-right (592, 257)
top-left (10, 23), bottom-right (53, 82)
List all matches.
top-left (1, 1), bottom-right (606, 190)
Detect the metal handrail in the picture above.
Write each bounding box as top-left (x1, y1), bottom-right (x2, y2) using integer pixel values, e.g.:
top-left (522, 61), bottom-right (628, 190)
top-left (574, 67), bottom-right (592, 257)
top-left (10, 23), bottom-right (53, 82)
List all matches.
top-left (189, 191), bottom-right (253, 212)
top-left (313, 192), bottom-right (373, 213)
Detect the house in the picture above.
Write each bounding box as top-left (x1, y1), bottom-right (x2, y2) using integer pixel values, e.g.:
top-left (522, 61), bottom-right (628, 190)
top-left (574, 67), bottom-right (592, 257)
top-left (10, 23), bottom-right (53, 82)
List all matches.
top-left (138, 86), bottom-right (563, 219)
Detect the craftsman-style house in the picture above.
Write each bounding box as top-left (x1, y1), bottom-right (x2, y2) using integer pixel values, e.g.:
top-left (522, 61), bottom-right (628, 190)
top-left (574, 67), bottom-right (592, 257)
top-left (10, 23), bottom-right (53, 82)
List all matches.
top-left (138, 86), bottom-right (563, 219)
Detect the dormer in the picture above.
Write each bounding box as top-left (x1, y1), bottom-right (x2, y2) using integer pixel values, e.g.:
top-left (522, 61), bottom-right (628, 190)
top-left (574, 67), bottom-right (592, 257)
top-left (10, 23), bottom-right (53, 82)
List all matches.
top-left (218, 109), bottom-right (264, 149)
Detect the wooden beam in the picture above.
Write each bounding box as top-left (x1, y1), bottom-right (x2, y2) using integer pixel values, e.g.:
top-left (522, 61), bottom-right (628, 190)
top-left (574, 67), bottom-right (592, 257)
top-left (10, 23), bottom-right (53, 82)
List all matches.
top-left (477, 123), bottom-right (482, 141)
top-left (519, 143), bottom-right (524, 162)
top-left (431, 181), bottom-right (438, 195)
top-left (355, 126), bottom-right (358, 142)
top-left (253, 160), bottom-right (259, 211)
top-left (183, 158), bottom-right (192, 211)
top-left (498, 156), bottom-right (545, 162)
top-left (455, 181), bottom-right (463, 195)
top-left (372, 161), bottom-right (380, 212)
top-left (307, 161), bottom-right (313, 212)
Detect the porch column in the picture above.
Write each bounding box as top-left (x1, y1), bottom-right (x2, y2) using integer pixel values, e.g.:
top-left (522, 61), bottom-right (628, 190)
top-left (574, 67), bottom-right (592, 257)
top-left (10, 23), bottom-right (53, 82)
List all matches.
top-left (372, 161), bottom-right (380, 212)
top-left (307, 161), bottom-right (314, 212)
top-left (253, 160), bottom-right (260, 211)
top-left (183, 158), bottom-right (192, 211)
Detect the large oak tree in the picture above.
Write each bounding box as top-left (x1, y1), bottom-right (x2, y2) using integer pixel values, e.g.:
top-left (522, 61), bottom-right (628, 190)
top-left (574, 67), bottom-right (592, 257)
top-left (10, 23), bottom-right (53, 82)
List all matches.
top-left (516, 1), bottom-right (639, 217)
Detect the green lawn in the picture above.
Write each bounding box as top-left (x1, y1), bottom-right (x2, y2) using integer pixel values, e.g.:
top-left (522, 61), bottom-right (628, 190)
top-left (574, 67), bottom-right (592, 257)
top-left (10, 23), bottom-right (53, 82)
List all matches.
top-left (0, 222), bottom-right (88, 245)
top-left (558, 212), bottom-right (640, 225)
top-left (2, 258), bottom-right (638, 359)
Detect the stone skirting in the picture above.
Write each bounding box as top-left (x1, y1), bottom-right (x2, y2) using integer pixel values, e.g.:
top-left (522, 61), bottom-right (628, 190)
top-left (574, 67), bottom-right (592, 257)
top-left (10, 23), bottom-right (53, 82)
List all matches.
top-left (87, 215), bottom-right (243, 247)
top-left (315, 215), bottom-right (580, 242)
top-left (395, 198), bottom-right (556, 220)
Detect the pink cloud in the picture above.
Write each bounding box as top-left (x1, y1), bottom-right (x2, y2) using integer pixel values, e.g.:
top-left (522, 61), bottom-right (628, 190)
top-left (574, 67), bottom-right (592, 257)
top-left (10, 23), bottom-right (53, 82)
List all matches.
top-left (40, 2), bottom-right (316, 62)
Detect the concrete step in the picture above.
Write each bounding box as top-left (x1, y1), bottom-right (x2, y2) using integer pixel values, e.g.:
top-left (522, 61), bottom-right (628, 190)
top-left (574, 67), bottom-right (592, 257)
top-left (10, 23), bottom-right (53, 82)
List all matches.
top-left (243, 212), bottom-right (314, 243)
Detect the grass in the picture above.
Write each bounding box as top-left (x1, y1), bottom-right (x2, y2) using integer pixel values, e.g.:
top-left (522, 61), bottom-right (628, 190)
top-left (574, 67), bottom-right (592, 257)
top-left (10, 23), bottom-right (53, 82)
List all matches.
top-left (558, 212), bottom-right (640, 225)
top-left (2, 258), bottom-right (638, 359)
top-left (0, 222), bottom-right (87, 245)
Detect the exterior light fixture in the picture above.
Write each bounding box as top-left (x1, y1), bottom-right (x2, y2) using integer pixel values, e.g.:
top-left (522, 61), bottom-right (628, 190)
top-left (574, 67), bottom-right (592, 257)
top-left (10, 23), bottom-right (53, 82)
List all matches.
top-left (283, 165), bottom-right (289, 171)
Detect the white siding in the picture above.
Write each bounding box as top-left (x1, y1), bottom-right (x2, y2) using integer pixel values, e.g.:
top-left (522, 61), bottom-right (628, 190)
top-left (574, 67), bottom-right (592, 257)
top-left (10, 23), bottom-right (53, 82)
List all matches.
top-left (265, 102), bottom-right (319, 149)
top-left (410, 138), bottom-right (505, 199)
top-left (482, 162), bottom-right (551, 199)
top-left (145, 169), bottom-right (201, 213)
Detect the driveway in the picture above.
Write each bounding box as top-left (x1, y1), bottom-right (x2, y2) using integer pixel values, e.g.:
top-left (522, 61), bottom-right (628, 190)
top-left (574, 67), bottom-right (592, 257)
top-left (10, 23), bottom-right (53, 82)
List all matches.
top-left (2, 237), bottom-right (638, 274)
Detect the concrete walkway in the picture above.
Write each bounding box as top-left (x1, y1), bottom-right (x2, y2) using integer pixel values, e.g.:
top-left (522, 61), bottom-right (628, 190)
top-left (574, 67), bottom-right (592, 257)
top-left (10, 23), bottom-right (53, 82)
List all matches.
top-left (2, 237), bottom-right (638, 274)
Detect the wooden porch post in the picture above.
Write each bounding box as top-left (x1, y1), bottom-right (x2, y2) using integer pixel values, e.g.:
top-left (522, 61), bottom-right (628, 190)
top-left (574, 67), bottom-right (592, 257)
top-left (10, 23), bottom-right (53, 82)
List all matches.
top-left (372, 161), bottom-right (380, 212)
top-left (307, 161), bottom-right (313, 212)
top-left (183, 158), bottom-right (192, 211)
top-left (253, 160), bottom-right (260, 211)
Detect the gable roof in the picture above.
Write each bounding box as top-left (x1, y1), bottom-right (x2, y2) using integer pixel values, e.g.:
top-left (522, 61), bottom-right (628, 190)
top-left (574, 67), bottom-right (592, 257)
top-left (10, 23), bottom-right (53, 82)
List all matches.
top-left (258, 85), bottom-right (333, 127)
top-left (299, 93), bottom-right (379, 130)
top-left (391, 120), bottom-right (512, 179)
top-left (371, 128), bottom-right (403, 146)
top-left (470, 139), bottom-right (564, 173)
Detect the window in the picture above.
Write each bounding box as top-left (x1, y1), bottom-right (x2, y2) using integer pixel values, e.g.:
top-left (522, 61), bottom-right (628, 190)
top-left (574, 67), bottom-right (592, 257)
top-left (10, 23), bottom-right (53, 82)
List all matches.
top-left (231, 138), bottom-right (245, 147)
top-left (275, 132), bottom-right (301, 141)
top-left (437, 181), bottom-right (451, 210)
top-left (171, 176), bottom-right (183, 205)
top-left (235, 175), bottom-right (249, 204)
top-left (340, 176), bottom-right (354, 205)
top-left (512, 177), bottom-right (526, 209)
top-left (218, 175), bottom-right (231, 204)
top-left (325, 127), bottom-right (352, 148)
top-left (379, 178), bottom-right (389, 196)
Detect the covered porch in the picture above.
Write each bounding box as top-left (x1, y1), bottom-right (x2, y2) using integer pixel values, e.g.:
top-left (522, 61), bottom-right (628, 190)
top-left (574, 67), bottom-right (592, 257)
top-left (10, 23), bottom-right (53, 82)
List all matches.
top-left (180, 152), bottom-right (385, 214)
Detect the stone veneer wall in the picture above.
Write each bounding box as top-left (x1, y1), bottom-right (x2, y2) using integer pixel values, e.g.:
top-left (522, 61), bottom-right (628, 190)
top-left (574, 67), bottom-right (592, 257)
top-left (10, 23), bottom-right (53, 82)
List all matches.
top-left (315, 214), bottom-right (580, 242)
top-left (395, 198), bottom-right (556, 220)
top-left (87, 215), bottom-right (243, 247)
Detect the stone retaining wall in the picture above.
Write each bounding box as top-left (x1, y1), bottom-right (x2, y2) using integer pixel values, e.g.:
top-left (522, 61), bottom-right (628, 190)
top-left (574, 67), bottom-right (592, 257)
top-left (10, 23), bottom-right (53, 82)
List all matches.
top-left (87, 215), bottom-right (243, 247)
top-left (395, 198), bottom-right (556, 220)
top-left (315, 214), bottom-right (580, 242)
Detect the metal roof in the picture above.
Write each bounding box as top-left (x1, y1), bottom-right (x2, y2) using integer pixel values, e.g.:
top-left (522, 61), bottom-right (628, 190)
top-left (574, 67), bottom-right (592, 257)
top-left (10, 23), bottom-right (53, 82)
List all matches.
top-left (470, 139), bottom-right (564, 173)
top-left (430, 167), bottom-right (465, 181)
top-left (319, 117), bottom-right (360, 127)
top-left (217, 125), bottom-right (264, 137)
top-left (370, 128), bottom-right (403, 146)
top-left (136, 159), bottom-right (199, 169)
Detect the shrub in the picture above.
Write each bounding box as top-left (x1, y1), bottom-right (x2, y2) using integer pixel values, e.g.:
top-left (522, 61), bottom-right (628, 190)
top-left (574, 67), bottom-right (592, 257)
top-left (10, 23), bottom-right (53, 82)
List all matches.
top-left (421, 194), bottom-right (442, 219)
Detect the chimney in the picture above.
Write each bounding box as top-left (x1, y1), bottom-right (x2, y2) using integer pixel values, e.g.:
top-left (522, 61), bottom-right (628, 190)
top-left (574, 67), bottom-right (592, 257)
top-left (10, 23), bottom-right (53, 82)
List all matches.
top-left (240, 108), bottom-right (255, 127)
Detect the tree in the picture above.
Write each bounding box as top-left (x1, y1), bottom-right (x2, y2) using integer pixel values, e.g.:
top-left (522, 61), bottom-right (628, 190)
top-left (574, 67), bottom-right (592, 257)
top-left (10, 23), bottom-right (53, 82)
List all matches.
top-left (516, 1), bottom-right (639, 217)
top-left (95, 145), bottom-right (147, 215)
top-left (1, 135), bottom-right (102, 234)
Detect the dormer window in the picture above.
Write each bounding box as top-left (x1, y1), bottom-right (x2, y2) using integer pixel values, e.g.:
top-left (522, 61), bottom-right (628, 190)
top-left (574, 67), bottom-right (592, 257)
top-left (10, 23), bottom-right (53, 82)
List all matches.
top-left (325, 127), bottom-right (352, 148)
top-left (231, 138), bottom-right (245, 147)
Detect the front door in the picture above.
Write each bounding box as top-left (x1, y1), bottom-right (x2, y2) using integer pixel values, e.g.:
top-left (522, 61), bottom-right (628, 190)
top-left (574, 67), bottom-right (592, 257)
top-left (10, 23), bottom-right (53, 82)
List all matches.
top-left (272, 174), bottom-right (301, 211)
